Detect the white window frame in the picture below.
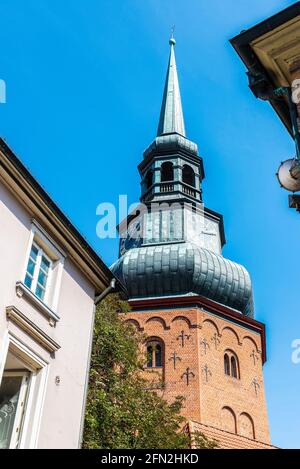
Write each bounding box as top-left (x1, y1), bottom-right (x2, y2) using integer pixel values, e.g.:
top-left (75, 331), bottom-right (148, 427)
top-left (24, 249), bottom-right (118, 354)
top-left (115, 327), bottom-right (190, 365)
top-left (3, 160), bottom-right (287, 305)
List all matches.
top-left (21, 221), bottom-right (65, 312)
top-left (25, 241), bottom-right (53, 304)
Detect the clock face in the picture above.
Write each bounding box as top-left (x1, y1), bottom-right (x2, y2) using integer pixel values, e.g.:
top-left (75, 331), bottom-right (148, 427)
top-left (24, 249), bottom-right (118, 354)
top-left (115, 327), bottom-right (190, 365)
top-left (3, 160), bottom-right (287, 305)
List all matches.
top-left (201, 218), bottom-right (220, 253)
top-left (119, 218), bottom-right (142, 256)
top-left (186, 212), bottom-right (221, 254)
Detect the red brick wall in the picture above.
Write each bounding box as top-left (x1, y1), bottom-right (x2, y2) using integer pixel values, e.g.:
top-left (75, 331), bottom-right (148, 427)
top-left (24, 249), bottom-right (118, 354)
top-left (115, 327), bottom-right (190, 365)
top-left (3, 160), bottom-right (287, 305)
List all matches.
top-left (123, 304), bottom-right (271, 448)
top-left (188, 421), bottom-right (276, 449)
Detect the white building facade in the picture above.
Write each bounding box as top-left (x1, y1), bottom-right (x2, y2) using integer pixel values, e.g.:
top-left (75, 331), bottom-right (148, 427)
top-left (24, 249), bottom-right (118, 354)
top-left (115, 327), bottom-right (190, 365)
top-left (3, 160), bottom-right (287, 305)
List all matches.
top-left (0, 138), bottom-right (114, 448)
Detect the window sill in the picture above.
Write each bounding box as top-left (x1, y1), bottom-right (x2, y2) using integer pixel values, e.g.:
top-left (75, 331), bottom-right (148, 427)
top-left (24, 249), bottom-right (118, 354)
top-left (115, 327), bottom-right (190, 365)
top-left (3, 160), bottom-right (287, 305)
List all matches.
top-left (225, 374), bottom-right (240, 382)
top-left (16, 281), bottom-right (60, 323)
top-left (145, 366), bottom-right (163, 370)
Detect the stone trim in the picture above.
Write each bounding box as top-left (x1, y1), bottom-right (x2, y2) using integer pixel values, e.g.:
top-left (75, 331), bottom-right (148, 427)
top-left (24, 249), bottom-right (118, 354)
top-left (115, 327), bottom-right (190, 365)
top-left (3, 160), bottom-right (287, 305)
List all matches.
top-left (6, 305), bottom-right (61, 353)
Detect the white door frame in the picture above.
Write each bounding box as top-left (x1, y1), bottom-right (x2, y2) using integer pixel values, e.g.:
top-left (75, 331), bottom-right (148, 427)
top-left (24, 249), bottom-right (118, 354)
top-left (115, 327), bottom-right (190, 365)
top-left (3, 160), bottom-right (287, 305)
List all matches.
top-left (1, 371), bottom-right (30, 449)
top-left (0, 333), bottom-right (49, 448)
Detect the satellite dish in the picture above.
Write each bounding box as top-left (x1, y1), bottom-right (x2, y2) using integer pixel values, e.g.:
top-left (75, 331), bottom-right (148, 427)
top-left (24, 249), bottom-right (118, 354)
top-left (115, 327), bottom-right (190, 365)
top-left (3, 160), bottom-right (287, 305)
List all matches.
top-left (277, 158), bottom-right (300, 192)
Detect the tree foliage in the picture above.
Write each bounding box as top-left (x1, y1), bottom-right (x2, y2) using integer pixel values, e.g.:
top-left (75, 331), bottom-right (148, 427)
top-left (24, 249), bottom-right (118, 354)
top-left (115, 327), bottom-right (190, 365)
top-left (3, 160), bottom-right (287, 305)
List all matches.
top-left (83, 293), bottom-right (218, 449)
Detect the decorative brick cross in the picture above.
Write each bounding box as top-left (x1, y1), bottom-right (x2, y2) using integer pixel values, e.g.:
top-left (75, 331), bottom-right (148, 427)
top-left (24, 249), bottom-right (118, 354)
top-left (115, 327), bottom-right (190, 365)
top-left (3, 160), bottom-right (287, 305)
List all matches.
top-left (177, 330), bottom-right (191, 347)
top-left (252, 378), bottom-right (260, 396)
top-left (250, 350), bottom-right (259, 365)
top-left (202, 364), bottom-right (212, 382)
top-left (181, 367), bottom-right (195, 386)
top-left (211, 333), bottom-right (220, 350)
top-left (200, 338), bottom-right (210, 354)
top-left (168, 351), bottom-right (182, 370)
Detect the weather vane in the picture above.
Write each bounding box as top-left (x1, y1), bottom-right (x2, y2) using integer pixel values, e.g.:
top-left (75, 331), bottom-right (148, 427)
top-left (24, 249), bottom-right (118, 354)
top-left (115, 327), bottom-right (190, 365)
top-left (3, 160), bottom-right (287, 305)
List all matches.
top-left (170, 25), bottom-right (176, 45)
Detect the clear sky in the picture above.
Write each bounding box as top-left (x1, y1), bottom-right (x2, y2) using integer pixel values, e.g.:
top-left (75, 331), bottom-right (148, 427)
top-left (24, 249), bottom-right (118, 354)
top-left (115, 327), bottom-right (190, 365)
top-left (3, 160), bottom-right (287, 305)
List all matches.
top-left (0, 0), bottom-right (299, 449)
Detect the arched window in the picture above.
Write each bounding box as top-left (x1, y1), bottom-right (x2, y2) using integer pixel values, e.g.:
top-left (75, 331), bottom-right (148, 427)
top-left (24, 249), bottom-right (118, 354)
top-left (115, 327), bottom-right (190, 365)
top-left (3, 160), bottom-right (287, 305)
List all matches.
top-left (224, 354), bottom-right (230, 376)
top-left (155, 344), bottom-right (162, 367)
top-left (224, 350), bottom-right (240, 379)
top-left (231, 356), bottom-right (238, 379)
top-left (239, 413), bottom-right (255, 439)
top-left (221, 406), bottom-right (237, 434)
top-left (182, 165), bottom-right (195, 187)
top-left (145, 169), bottom-right (153, 190)
top-left (161, 162), bottom-right (174, 182)
top-left (147, 344), bottom-right (154, 368)
top-left (146, 340), bottom-right (163, 368)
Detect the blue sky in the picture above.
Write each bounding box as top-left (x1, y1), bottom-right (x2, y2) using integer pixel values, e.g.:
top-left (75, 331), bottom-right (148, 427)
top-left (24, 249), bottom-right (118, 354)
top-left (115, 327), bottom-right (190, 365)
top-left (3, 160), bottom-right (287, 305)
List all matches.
top-left (0, 0), bottom-right (299, 448)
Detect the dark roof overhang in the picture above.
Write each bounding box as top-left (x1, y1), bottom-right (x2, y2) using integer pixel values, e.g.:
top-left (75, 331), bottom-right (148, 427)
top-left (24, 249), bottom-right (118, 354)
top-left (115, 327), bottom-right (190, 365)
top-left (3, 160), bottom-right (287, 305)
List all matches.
top-left (230, 2), bottom-right (300, 136)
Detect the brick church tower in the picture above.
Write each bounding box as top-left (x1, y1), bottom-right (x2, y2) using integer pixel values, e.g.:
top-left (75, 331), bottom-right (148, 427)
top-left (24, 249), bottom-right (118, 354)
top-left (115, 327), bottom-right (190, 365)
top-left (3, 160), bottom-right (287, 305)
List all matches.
top-left (112, 35), bottom-right (273, 449)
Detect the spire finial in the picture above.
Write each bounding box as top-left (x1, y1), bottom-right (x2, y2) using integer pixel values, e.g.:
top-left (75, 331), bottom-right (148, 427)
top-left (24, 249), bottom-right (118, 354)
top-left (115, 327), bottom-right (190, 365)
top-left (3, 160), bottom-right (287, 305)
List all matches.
top-left (157, 29), bottom-right (186, 137)
top-left (169, 26), bottom-right (176, 45)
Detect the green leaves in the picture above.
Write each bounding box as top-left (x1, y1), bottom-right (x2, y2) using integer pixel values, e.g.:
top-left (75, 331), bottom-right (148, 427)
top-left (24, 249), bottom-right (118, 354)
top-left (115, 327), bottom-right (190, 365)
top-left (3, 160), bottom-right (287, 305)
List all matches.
top-left (83, 293), bottom-right (216, 449)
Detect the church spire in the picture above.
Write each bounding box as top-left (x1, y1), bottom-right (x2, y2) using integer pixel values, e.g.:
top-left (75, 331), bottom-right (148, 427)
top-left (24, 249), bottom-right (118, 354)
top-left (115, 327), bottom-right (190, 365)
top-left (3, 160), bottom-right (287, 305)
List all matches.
top-left (157, 33), bottom-right (186, 137)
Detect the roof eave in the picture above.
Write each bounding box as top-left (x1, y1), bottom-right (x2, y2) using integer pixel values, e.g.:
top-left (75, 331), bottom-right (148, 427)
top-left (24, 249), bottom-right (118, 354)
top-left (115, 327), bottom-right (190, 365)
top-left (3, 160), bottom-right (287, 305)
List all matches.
top-left (230, 2), bottom-right (300, 137)
top-left (0, 137), bottom-right (117, 296)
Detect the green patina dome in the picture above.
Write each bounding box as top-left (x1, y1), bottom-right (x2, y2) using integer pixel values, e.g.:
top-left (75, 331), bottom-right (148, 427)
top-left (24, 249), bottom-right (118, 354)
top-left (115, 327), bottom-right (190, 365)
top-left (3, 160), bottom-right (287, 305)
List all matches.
top-left (111, 242), bottom-right (254, 317)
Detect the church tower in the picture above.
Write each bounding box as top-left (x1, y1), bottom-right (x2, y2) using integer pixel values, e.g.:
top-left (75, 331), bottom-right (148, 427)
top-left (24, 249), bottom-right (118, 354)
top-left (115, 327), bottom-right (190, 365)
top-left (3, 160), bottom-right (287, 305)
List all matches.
top-left (112, 36), bottom-right (273, 449)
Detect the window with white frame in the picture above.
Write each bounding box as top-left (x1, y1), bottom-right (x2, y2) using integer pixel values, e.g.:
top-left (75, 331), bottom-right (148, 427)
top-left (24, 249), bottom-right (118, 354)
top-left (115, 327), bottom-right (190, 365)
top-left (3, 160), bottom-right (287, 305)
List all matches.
top-left (21, 223), bottom-right (65, 313)
top-left (24, 242), bottom-right (52, 302)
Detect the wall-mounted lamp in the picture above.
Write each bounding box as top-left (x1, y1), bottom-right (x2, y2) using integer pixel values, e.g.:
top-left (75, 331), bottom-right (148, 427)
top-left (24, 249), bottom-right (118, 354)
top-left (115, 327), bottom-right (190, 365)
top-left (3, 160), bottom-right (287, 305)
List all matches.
top-left (247, 72), bottom-right (300, 197)
top-left (275, 86), bottom-right (300, 194)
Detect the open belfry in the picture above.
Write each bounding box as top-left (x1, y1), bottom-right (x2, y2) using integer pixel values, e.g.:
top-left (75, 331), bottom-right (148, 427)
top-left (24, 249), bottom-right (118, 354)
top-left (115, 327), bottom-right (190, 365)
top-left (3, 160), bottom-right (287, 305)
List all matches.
top-left (112, 35), bottom-right (274, 449)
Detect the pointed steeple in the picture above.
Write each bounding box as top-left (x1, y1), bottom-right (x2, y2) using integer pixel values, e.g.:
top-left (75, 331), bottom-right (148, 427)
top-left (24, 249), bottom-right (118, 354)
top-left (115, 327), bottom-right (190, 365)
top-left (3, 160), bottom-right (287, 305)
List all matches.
top-left (157, 34), bottom-right (186, 137)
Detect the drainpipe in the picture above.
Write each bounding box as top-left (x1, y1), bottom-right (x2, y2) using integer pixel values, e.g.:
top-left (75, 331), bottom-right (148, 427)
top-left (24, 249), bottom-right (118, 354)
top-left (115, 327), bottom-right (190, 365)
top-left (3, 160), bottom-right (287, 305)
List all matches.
top-left (94, 278), bottom-right (116, 306)
top-left (78, 277), bottom-right (116, 448)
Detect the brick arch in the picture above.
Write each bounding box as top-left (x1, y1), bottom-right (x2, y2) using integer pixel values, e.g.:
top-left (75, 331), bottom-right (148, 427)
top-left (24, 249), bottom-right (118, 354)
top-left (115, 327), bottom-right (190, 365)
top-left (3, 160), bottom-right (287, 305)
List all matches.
top-left (202, 318), bottom-right (221, 336)
top-left (221, 326), bottom-right (241, 345)
top-left (145, 316), bottom-right (168, 330)
top-left (242, 335), bottom-right (259, 352)
top-left (171, 315), bottom-right (193, 328)
top-left (221, 406), bottom-right (237, 434)
top-left (239, 412), bottom-right (255, 439)
top-left (124, 319), bottom-right (143, 331)
top-left (145, 335), bottom-right (165, 344)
